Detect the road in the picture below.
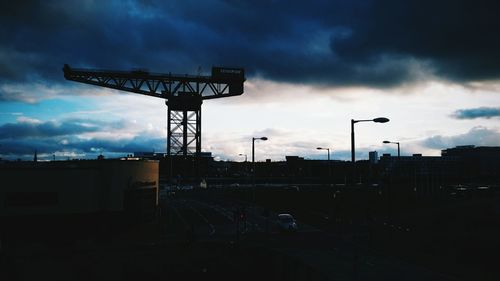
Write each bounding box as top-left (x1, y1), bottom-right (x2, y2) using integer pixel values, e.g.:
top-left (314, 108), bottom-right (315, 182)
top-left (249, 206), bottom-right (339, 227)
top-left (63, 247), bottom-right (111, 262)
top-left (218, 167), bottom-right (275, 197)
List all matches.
top-left (160, 191), bottom-right (460, 281)
top-left (164, 196), bottom-right (319, 240)
top-left (2, 187), bottom-right (492, 280)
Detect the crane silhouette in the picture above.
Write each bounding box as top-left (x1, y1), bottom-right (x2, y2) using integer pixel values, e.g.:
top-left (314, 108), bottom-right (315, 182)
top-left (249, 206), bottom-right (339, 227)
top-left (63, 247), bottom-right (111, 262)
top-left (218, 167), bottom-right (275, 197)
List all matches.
top-left (63, 64), bottom-right (245, 157)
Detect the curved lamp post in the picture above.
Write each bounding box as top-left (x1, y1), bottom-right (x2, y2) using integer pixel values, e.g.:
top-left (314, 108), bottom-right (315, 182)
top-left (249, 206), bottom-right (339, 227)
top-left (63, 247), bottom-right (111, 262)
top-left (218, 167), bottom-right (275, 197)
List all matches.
top-left (317, 147), bottom-right (332, 179)
top-left (252, 137), bottom-right (268, 165)
top-left (351, 117), bottom-right (389, 184)
top-left (383, 140), bottom-right (400, 157)
top-left (239, 153), bottom-right (248, 162)
top-left (316, 147), bottom-right (331, 161)
top-left (351, 117), bottom-right (389, 163)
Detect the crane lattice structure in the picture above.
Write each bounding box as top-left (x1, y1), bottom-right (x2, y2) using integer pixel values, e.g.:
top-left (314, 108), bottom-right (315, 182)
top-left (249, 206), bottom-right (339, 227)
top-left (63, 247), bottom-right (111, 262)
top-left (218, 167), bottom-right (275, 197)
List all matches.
top-left (63, 64), bottom-right (245, 156)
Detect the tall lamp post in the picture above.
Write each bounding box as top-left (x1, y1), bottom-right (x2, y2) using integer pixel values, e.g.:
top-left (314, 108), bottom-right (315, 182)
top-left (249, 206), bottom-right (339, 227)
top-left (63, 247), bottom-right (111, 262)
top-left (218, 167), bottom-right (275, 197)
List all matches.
top-left (351, 117), bottom-right (390, 183)
top-left (351, 117), bottom-right (390, 163)
top-left (252, 137), bottom-right (268, 200)
top-left (252, 137), bottom-right (268, 168)
top-left (316, 147), bottom-right (332, 179)
top-left (383, 140), bottom-right (400, 157)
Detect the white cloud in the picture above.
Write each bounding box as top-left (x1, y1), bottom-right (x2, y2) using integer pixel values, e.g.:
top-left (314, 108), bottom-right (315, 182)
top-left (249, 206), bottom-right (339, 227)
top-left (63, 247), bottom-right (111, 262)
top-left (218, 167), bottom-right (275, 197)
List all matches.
top-left (17, 116), bottom-right (42, 124)
top-left (201, 78), bottom-right (500, 160)
top-left (421, 126), bottom-right (500, 149)
top-left (203, 127), bottom-right (338, 161)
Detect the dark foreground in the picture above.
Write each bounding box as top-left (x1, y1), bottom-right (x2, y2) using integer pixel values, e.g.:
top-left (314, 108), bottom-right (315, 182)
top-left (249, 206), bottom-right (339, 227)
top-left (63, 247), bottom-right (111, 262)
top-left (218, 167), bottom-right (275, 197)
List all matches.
top-left (1, 185), bottom-right (499, 281)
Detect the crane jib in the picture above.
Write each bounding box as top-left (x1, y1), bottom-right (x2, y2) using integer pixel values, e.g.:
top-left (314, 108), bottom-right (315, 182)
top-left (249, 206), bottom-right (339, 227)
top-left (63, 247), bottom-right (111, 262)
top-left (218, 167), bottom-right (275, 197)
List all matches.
top-left (62, 64), bottom-right (244, 99)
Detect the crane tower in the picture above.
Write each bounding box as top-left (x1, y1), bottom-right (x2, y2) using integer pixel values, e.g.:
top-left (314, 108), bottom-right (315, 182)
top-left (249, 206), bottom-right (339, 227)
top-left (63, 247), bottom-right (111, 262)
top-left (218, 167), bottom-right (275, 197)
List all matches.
top-left (63, 64), bottom-right (245, 156)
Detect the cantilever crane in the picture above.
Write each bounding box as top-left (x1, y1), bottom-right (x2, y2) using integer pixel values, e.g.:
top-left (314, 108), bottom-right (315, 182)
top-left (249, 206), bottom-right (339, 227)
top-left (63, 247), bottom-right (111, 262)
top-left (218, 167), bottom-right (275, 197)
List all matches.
top-left (63, 64), bottom-right (245, 157)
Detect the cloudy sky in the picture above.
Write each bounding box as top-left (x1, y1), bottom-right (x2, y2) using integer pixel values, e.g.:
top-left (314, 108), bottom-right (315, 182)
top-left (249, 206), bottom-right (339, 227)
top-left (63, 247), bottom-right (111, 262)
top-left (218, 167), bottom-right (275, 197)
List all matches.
top-left (1, 0), bottom-right (500, 161)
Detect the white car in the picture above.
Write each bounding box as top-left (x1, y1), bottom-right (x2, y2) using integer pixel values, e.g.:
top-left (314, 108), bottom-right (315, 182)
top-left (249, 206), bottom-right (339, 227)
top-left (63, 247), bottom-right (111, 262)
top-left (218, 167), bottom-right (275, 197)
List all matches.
top-left (277, 214), bottom-right (298, 232)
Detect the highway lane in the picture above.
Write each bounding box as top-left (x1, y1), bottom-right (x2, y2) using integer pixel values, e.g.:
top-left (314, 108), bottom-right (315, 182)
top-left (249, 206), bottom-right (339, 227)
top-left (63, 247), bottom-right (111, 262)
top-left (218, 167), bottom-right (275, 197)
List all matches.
top-left (164, 194), bottom-right (320, 240)
top-left (160, 191), bottom-right (460, 281)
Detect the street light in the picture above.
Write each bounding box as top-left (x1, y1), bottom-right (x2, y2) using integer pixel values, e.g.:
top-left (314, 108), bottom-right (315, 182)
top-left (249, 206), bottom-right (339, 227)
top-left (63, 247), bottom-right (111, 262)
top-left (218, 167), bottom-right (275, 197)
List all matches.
top-left (239, 153), bottom-right (248, 162)
top-left (252, 137), bottom-right (268, 165)
top-left (383, 140), bottom-right (400, 157)
top-left (351, 117), bottom-right (389, 163)
top-left (351, 117), bottom-right (389, 185)
top-left (238, 153), bottom-right (248, 175)
top-left (252, 137), bottom-right (268, 202)
top-left (316, 147), bottom-right (331, 161)
top-left (317, 147), bottom-right (332, 179)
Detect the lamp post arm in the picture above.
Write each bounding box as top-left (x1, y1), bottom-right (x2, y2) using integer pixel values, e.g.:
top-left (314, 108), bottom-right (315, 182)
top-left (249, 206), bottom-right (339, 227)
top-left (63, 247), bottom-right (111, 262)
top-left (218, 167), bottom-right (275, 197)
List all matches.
top-left (352, 119), bottom-right (374, 123)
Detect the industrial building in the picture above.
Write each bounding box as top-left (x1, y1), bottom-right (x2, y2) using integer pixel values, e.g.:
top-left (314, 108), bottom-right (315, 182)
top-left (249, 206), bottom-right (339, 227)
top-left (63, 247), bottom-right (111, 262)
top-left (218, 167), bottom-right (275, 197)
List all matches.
top-left (0, 159), bottom-right (159, 241)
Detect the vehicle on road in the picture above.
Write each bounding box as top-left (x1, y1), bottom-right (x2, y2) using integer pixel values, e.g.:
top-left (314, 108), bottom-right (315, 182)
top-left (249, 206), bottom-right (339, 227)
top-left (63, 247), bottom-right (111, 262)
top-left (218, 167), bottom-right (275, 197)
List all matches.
top-left (277, 213), bottom-right (298, 232)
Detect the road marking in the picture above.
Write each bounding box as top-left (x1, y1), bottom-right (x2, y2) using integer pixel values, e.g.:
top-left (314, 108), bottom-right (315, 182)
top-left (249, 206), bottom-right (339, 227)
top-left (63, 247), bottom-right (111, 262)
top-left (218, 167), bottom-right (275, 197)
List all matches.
top-left (190, 200), bottom-right (235, 222)
top-left (186, 202), bottom-right (216, 236)
top-left (171, 203), bottom-right (189, 228)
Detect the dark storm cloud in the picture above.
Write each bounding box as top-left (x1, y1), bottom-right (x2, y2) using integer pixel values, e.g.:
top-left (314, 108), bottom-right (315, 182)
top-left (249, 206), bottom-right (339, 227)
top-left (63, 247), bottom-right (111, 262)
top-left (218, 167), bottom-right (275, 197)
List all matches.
top-left (452, 107), bottom-right (500, 119)
top-left (1, 0), bottom-right (500, 101)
